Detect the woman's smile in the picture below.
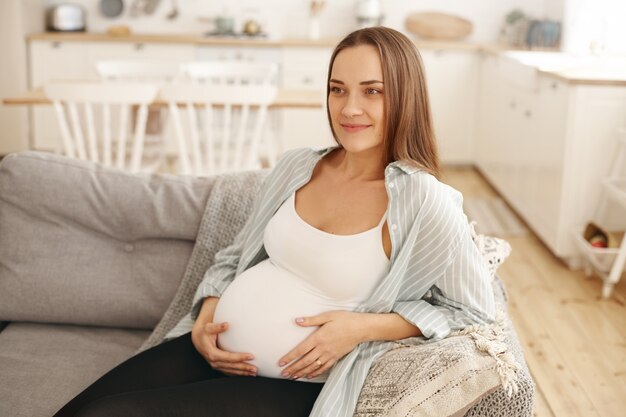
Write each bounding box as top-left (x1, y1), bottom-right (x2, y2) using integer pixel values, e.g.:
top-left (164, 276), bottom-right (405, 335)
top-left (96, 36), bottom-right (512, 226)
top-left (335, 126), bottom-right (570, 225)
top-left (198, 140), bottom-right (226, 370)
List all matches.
top-left (340, 123), bottom-right (371, 133)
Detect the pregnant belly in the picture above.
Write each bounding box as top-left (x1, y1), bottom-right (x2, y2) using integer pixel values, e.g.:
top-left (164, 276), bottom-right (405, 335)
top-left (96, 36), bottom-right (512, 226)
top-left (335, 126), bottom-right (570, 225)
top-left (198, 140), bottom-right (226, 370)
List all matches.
top-left (213, 259), bottom-right (340, 381)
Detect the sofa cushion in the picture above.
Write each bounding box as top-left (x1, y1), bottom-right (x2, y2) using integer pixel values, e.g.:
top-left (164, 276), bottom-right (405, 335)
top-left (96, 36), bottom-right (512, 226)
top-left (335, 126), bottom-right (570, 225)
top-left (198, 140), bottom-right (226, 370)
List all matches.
top-left (0, 322), bottom-right (150, 417)
top-left (0, 152), bottom-right (213, 328)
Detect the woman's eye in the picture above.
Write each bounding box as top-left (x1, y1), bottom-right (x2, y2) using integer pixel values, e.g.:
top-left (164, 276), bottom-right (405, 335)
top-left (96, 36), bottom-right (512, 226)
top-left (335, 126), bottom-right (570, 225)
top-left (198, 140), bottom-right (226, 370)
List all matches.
top-left (330, 86), bottom-right (343, 94)
top-left (366, 88), bottom-right (381, 95)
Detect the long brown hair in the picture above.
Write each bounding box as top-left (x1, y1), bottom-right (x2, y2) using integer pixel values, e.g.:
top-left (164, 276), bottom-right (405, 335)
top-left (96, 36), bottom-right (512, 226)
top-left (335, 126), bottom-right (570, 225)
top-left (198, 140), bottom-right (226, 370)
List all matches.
top-left (326, 26), bottom-right (440, 178)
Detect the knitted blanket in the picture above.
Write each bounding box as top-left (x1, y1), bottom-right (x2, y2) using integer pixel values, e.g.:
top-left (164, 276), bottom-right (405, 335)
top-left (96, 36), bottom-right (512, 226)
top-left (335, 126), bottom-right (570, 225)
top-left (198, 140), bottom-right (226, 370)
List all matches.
top-left (139, 170), bottom-right (535, 417)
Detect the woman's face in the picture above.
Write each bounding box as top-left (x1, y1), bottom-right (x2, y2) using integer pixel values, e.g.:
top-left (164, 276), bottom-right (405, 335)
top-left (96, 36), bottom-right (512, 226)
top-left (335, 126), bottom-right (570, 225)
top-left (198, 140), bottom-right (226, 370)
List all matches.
top-left (328, 45), bottom-right (385, 156)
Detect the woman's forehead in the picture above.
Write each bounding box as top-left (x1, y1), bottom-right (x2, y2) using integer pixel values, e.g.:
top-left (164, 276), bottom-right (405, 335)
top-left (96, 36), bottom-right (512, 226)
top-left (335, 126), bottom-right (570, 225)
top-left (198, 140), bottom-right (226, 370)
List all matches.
top-left (331, 45), bottom-right (383, 82)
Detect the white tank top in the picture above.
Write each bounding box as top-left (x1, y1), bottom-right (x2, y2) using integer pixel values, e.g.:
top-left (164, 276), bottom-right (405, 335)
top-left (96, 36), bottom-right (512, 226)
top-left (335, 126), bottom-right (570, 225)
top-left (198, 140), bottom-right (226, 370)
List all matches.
top-left (213, 192), bottom-right (390, 382)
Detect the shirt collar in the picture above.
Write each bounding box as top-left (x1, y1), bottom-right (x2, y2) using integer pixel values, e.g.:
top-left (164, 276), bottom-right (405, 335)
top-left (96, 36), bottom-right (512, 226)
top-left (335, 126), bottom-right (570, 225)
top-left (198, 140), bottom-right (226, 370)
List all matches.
top-left (314, 146), bottom-right (422, 176)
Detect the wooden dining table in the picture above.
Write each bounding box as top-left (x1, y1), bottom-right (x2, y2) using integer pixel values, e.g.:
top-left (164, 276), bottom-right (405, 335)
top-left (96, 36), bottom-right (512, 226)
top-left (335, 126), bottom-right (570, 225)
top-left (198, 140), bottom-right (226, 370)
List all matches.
top-left (2, 86), bottom-right (326, 108)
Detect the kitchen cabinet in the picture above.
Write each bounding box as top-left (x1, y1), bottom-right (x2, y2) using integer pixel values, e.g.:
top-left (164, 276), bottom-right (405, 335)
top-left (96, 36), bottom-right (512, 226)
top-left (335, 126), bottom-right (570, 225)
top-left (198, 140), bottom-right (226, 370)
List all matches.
top-left (279, 46), bottom-right (334, 151)
top-left (29, 40), bottom-right (90, 151)
top-left (475, 53), bottom-right (626, 263)
top-left (420, 49), bottom-right (479, 164)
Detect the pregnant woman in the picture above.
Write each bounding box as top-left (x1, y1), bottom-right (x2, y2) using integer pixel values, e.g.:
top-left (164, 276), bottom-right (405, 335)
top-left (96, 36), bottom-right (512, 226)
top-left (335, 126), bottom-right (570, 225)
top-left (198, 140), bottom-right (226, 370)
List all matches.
top-left (54, 26), bottom-right (495, 417)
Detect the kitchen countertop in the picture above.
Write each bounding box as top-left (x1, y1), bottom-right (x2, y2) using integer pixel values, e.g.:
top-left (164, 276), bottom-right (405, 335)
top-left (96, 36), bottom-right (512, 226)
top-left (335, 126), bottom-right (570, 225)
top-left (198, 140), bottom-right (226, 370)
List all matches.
top-left (27, 33), bottom-right (626, 86)
top-left (27, 32), bottom-right (485, 51)
top-left (500, 51), bottom-right (626, 86)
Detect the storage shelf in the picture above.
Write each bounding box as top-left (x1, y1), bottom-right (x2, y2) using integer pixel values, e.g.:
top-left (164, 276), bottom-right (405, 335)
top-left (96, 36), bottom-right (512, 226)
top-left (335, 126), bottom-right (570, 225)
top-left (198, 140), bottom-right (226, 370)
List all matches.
top-left (572, 226), bottom-right (621, 275)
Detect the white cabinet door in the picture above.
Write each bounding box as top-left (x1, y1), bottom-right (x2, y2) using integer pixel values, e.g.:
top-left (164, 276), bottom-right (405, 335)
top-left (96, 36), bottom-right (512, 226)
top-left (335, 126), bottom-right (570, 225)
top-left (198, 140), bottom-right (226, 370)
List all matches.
top-left (524, 77), bottom-right (568, 247)
top-left (420, 49), bottom-right (479, 164)
top-left (475, 54), bottom-right (500, 180)
top-left (280, 46), bottom-right (334, 152)
top-left (195, 46), bottom-right (281, 62)
top-left (30, 40), bottom-right (90, 151)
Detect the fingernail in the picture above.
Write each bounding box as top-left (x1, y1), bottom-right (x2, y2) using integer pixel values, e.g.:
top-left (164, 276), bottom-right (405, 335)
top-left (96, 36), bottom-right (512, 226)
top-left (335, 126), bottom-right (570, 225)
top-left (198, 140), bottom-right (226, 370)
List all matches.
top-left (291, 375), bottom-right (299, 380)
top-left (281, 371), bottom-right (289, 377)
top-left (278, 361), bottom-right (286, 366)
top-left (295, 317), bottom-right (304, 323)
top-left (247, 355), bottom-right (255, 360)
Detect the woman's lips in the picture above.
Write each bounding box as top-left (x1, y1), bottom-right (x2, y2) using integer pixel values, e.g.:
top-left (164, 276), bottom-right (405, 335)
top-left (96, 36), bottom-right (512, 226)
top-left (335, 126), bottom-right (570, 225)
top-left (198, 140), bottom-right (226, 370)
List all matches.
top-left (340, 123), bottom-right (371, 133)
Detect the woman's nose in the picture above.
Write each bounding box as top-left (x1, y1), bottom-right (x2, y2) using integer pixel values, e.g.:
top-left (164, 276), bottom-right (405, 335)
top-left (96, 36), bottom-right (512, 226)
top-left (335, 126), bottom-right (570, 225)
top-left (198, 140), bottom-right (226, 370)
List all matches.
top-left (341, 94), bottom-right (364, 118)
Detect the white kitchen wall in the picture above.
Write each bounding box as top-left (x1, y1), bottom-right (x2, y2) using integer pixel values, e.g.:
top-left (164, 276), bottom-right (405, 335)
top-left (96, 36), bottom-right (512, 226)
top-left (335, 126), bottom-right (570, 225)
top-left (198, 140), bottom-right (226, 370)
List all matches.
top-left (561, 0), bottom-right (626, 55)
top-left (43, 0), bottom-right (556, 43)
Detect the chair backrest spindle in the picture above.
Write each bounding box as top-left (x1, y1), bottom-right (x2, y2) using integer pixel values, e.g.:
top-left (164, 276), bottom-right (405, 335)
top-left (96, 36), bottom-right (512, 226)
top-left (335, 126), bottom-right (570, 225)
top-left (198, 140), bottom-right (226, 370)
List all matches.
top-left (160, 83), bottom-right (277, 176)
top-left (44, 82), bottom-right (159, 173)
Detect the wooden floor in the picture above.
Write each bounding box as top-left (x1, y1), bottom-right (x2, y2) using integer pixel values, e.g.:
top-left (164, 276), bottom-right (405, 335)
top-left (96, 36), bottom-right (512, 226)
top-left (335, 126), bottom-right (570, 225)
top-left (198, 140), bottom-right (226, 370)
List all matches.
top-left (441, 166), bottom-right (626, 417)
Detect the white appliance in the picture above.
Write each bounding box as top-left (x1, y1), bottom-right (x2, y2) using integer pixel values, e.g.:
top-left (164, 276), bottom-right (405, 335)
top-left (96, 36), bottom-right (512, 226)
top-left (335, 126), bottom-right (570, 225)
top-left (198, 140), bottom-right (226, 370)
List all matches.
top-left (45, 4), bottom-right (86, 32)
top-left (355, 0), bottom-right (383, 28)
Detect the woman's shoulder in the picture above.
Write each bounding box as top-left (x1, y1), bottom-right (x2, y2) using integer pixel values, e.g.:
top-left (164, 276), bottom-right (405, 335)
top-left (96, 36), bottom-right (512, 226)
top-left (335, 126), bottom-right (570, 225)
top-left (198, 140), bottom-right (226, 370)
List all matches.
top-left (401, 170), bottom-right (463, 208)
top-left (275, 146), bottom-right (336, 166)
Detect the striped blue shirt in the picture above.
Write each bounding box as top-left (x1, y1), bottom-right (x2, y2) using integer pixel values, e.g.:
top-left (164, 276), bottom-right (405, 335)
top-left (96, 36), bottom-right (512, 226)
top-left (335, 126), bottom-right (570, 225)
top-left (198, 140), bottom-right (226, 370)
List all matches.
top-left (172, 146), bottom-right (496, 416)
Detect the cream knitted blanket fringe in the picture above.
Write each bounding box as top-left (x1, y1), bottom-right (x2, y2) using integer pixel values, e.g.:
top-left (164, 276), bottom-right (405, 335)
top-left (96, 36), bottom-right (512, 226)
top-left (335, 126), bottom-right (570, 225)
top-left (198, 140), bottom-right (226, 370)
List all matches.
top-left (455, 310), bottom-right (521, 398)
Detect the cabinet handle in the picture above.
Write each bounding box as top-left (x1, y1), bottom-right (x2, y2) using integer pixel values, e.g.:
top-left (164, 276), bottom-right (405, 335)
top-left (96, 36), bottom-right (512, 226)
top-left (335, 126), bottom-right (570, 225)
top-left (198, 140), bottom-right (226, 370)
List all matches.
top-left (134, 43), bottom-right (145, 50)
top-left (509, 101), bottom-right (517, 109)
top-left (551, 82), bottom-right (558, 90)
top-left (302, 76), bottom-right (313, 84)
top-left (524, 110), bottom-right (532, 118)
top-left (51, 41), bottom-right (62, 49)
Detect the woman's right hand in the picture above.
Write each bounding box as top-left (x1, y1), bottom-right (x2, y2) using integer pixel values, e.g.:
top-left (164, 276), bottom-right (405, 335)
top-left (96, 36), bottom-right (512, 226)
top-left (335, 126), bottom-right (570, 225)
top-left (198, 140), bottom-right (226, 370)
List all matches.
top-left (191, 297), bottom-right (257, 377)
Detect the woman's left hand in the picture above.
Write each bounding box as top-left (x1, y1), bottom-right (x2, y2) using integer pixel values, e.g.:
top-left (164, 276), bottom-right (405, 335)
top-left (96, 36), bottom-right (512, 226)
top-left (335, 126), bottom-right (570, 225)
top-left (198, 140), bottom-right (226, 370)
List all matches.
top-left (278, 310), bottom-right (366, 380)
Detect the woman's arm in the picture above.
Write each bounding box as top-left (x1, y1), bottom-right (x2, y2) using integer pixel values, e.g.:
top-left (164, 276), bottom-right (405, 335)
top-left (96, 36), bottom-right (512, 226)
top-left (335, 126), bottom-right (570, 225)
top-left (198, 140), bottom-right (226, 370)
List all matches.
top-left (358, 312), bottom-right (422, 342)
top-left (195, 296), bottom-right (220, 324)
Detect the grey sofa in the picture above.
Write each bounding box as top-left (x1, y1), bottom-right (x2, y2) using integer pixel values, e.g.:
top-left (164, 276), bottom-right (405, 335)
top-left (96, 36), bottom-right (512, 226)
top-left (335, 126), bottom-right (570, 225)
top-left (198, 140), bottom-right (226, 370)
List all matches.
top-left (0, 151), bottom-right (534, 417)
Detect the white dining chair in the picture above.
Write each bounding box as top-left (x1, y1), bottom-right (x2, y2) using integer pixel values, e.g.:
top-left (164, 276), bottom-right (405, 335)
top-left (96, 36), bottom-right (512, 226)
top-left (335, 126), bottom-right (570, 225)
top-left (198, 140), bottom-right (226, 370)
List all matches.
top-left (180, 61), bottom-right (279, 86)
top-left (94, 59), bottom-right (184, 172)
top-left (44, 81), bottom-right (159, 173)
top-left (160, 83), bottom-right (277, 176)
top-left (95, 59), bottom-right (183, 83)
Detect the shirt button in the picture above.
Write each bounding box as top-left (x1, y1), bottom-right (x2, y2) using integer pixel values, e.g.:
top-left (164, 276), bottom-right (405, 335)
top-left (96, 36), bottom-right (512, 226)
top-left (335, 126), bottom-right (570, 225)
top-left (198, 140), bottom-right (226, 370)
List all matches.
top-left (124, 243), bottom-right (134, 252)
top-left (391, 224), bottom-right (398, 231)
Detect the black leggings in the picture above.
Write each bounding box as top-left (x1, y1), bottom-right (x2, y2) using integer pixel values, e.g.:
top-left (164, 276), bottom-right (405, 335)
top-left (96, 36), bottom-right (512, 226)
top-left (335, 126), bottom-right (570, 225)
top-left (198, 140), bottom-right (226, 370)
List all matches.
top-left (53, 332), bottom-right (323, 417)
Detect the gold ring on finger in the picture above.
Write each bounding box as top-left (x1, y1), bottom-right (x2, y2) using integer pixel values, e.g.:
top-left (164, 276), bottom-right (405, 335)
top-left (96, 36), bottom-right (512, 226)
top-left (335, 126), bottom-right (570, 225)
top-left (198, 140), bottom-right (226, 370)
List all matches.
top-left (316, 359), bottom-right (323, 367)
